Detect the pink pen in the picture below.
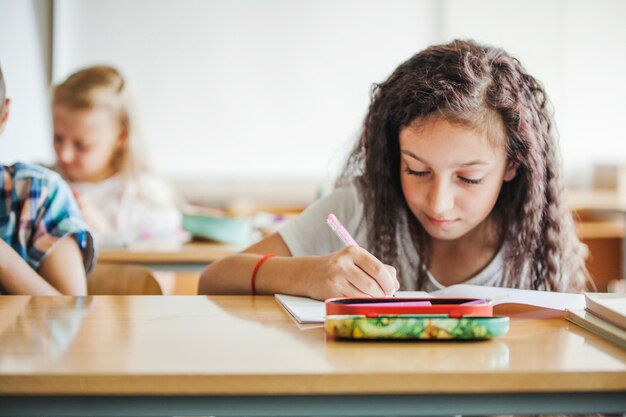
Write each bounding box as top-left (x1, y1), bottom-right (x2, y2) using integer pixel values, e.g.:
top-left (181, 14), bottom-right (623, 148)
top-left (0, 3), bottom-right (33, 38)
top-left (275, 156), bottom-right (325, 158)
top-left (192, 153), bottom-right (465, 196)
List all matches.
top-left (327, 213), bottom-right (358, 247)
top-left (327, 213), bottom-right (397, 296)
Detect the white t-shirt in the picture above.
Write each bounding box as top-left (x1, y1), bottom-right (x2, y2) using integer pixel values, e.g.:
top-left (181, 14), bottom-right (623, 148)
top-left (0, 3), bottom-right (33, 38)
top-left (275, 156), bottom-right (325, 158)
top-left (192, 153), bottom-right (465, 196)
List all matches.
top-left (278, 182), bottom-right (507, 291)
top-left (71, 172), bottom-right (182, 246)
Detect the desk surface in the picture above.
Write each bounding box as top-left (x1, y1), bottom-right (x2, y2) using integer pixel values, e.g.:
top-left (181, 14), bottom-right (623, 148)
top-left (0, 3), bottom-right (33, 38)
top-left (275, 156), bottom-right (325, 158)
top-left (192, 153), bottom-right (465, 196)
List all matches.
top-left (97, 241), bottom-right (241, 264)
top-left (0, 296), bottom-right (624, 396)
top-left (0, 296), bottom-right (625, 416)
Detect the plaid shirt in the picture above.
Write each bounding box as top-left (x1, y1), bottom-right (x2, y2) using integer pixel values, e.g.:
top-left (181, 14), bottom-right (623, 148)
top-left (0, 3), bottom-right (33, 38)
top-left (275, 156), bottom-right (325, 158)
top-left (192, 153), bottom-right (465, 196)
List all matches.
top-left (0, 162), bottom-right (95, 273)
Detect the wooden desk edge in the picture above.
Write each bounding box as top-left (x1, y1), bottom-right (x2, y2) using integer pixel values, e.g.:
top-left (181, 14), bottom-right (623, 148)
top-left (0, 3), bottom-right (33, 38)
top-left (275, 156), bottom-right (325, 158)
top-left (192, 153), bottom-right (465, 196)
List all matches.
top-left (1, 372), bottom-right (625, 395)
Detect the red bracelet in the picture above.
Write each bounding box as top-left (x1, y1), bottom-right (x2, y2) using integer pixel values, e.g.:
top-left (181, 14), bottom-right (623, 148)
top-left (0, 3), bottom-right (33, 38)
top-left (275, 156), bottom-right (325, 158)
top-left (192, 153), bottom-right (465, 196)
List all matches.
top-left (250, 253), bottom-right (276, 295)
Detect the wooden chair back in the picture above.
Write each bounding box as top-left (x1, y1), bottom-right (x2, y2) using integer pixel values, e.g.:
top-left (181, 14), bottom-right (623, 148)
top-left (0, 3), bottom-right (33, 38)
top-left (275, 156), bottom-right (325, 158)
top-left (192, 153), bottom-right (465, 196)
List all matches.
top-left (88, 263), bottom-right (163, 295)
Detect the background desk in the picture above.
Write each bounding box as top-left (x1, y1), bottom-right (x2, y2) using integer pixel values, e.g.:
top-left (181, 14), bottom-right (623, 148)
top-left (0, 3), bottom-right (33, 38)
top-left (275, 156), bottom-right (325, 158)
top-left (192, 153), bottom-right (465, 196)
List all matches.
top-left (570, 189), bottom-right (626, 290)
top-left (97, 241), bottom-right (241, 271)
top-left (0, 296), bottom-right (624, 416)
top-left (97, 220), bottom-right (624, 293)
top-left (97, 241), bottom-right (242, 295)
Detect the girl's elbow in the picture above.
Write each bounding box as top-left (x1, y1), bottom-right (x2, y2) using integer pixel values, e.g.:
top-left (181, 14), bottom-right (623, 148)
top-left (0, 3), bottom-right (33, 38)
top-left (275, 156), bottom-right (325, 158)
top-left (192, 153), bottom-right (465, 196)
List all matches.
top-left (198, 263), bottom-right (218, 295)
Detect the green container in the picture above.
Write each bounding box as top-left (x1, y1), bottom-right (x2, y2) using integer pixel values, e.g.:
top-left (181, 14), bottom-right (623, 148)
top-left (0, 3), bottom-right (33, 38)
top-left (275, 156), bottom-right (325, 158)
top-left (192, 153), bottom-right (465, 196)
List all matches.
top-left (182, 213), bottom-right (252, 244)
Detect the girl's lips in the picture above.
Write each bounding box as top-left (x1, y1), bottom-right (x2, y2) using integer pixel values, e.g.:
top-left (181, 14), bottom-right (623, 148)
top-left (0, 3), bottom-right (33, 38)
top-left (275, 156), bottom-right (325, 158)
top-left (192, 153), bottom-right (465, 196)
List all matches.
top-left (426, 215), bottom-right (458, 226)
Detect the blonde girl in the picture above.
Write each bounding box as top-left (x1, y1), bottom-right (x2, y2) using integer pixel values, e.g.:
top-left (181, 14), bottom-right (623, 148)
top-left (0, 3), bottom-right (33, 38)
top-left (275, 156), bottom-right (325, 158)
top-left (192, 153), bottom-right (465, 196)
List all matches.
top-left (52, 66), bottom-right (182, 246)
top-left (198, 40), bottom-right (589, 299)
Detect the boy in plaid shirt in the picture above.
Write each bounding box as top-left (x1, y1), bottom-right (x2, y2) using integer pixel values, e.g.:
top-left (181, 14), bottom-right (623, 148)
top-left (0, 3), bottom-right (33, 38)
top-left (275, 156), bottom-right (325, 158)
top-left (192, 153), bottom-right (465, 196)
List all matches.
top-left (0, 63), bottom-right (94, 294)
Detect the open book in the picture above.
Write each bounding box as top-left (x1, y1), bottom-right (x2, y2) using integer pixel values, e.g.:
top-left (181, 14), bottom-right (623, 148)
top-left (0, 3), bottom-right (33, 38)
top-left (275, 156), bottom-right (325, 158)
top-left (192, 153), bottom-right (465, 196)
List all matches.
top-left (565, 292), bottom-right (626, 349)
top-left (275, 284), bottom-right (585, 324)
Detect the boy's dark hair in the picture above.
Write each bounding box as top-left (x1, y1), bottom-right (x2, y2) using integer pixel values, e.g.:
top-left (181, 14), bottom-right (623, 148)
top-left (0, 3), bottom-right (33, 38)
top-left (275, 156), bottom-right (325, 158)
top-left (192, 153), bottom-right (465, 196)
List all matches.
top-left (0, 63), bottom-right (5, 114)
top-left (339, 39), bottom-right (589, 292)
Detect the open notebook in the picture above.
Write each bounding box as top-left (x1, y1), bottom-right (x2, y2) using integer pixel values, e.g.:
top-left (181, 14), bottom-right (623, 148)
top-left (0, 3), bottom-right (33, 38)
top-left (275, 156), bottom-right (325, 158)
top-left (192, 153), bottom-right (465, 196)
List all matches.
top-left (275, 284), bottom-right (585, 324)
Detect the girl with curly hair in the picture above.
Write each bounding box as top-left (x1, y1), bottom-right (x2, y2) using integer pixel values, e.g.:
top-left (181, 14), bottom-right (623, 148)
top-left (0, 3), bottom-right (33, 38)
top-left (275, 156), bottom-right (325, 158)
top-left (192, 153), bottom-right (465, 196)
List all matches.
top-left (199, 39), bottom-right (589, 300)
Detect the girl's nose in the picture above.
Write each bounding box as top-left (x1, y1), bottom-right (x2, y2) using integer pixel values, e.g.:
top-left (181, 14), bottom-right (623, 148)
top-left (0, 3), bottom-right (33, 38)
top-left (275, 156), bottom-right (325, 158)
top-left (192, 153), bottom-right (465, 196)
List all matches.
top-left (428, 178), bottom-right (454, 215)
top-left (58, 144), bottom-right (75, 163)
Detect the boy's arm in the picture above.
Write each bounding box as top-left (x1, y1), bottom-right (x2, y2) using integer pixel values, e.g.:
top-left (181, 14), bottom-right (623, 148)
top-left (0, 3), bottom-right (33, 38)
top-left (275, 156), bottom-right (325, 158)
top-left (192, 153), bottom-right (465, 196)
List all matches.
top-left (0, 237), bottom-right (87, 295)
top-left (38, 236), bottom-right (88, 295)
top-left (0, 239), bottom-right (62, 295)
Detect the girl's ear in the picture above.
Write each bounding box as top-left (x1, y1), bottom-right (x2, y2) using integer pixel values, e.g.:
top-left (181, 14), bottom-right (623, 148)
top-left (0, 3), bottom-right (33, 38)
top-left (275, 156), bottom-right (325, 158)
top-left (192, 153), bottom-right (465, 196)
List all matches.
top-left (503, 161), bottom-right (518, 182)
top-left (0, 99), bottom-right (11, 134)
top-left (116, 125), bottom-right (128, 148)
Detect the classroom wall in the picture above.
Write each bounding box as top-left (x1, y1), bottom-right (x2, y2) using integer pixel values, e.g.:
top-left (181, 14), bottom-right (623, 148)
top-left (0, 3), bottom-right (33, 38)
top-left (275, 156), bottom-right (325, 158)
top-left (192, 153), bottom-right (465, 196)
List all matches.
top-left (51, 0), bottom-right (438, 186)
top-left (0, 0), bottom-right (52, 165)
top-left (1, 0), bottom-right (625, 190)
top-left (440, 0), bottom-right (626, 188)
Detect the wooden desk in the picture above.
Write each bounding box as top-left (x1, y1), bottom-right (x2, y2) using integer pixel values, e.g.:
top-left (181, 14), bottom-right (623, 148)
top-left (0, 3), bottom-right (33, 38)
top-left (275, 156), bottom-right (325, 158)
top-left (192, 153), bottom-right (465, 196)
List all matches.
top-left (569, 188), bottom-right (626, 213)
top-left (97, 241), bottom-right (244, 295)
top-left (570, 189), bottom-right (626, 288)
top-left (97, 241), bottom-right (241, 271)
top-left (0, 296), bottom-right (624, 416)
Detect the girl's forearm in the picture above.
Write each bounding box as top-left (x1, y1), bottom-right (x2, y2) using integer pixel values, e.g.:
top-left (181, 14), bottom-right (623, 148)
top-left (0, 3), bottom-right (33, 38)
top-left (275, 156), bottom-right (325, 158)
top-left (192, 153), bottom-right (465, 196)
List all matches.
top-left (198, 254), bottom-right (315, 297)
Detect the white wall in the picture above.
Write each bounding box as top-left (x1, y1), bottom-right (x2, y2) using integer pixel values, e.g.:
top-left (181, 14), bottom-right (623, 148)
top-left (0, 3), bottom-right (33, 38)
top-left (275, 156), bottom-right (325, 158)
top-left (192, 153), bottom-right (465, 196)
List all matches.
top-left (2, 0), bottom-right (625, 189)
top-left (440, 0), bottom-right (626, 186)
top-left (0, 0), bottom-right (52, 165)
top-left (52, 0), bottom-right (437, 185)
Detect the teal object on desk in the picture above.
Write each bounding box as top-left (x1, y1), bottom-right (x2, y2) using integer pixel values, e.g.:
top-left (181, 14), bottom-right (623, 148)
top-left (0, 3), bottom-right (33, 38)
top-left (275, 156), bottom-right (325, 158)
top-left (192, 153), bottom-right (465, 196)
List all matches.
top-left (182, 213), bottom-right (252, 244)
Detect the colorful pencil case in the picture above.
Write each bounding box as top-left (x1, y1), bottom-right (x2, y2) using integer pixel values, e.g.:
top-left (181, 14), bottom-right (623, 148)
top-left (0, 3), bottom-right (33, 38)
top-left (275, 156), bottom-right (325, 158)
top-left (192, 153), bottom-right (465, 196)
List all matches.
top-left (324, 297), bottom-right (509, 340)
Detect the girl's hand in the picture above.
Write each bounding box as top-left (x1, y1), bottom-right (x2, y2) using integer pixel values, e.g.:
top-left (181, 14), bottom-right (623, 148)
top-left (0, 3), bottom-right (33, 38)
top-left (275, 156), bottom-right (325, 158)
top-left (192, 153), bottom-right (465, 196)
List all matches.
top-left (74, 194), bottom-right (111, 233)
top-left (306, 246), bottom-right (399, 300)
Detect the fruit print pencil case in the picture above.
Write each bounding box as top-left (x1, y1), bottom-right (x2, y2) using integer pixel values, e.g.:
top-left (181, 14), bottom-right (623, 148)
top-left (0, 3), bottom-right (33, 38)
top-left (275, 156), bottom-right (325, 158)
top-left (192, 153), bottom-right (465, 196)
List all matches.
top-left (324, 297), bottom-right (509, 340)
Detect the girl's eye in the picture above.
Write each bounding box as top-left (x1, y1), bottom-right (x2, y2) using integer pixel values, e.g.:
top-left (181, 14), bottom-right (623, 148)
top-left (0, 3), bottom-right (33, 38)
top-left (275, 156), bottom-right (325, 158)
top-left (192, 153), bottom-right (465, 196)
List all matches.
top-left (459, 177), bottom-right (482, 185)
top-left (404, 168), bottom-right (429, 177)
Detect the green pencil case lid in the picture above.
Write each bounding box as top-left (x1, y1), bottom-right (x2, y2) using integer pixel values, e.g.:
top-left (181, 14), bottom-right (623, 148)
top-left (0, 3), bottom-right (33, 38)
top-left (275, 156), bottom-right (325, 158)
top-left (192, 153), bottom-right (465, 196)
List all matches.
top-left (182, 213), bottom-right (251, 244)
top-left (325, 314), bottom-right (509, 340)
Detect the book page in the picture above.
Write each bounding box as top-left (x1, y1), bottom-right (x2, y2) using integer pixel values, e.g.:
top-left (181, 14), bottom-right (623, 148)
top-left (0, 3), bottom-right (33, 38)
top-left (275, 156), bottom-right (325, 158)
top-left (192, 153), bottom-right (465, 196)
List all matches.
top-left (566, 309), bottom-right (626, 349)
top-left (275, 291), bottom-right (431, 324)
top-left (275, 294), bottom-right (326, 323)
top-left (430, 284), bottom-right (585, 311)
top-left (584, 293), bottom-right (626, 330)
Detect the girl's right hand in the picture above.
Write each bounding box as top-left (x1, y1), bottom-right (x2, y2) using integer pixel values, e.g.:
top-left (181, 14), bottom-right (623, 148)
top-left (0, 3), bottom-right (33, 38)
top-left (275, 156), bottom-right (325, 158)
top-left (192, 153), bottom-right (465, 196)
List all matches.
top-left (306, 246), bottom-right (399, 300)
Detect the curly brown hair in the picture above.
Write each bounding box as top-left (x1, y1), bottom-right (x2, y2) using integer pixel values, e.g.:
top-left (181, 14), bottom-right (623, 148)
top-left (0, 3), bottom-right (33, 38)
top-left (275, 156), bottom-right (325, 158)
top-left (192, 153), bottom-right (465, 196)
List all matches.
top-left (339, 39), bottom-right (589, 292)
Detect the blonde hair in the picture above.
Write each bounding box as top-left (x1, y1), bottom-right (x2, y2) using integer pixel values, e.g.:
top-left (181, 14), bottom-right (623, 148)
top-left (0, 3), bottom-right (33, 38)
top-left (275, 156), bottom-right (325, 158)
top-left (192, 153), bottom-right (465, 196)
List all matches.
top-left (52, 65), bottom-right (148, 178)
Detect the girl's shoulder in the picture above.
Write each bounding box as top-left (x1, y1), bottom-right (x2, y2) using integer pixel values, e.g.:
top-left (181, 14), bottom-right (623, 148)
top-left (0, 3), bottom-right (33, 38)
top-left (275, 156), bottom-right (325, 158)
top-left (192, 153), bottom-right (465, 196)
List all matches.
top-left (277, 179), bottom-right (365, 257)
top-left (314, 180), bottom-right (364, 218)
top-left (289, 179), bottom-right (364, 233)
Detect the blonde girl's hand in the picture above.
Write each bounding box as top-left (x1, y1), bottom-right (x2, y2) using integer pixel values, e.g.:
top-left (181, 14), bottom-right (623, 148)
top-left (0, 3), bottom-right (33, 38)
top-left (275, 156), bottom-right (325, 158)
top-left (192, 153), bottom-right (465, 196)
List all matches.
top-left (74, 194), bottom-right (111, 234)
top-left (306, 246), bottom-right (399, 300)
